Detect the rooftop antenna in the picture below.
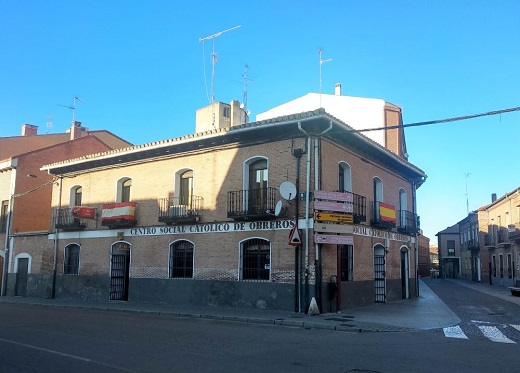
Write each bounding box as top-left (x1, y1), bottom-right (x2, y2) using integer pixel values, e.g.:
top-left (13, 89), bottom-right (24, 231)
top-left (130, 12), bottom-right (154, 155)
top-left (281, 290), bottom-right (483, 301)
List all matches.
top-left (46, 115), bottom-right (53, 133)
top-left (465, 172), bottom-right (471, 214)
top-left (242, 64), bottom-right (250, 113)
top-left (199, 25), bottom-right (241, 105)
top-left (58, 96), bottom-right (83, 122)
top-left (318, 49), bottom-right (332, 107)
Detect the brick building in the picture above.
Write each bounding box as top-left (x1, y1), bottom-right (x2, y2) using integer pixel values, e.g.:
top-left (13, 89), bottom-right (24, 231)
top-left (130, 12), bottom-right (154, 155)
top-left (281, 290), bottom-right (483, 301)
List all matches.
top-left (7, 96), bottom-right (426, 313)
top-left (0, 122), bottom-right (132, 295)
top-left (417, 233), bottom-right (430, 278)
top-left (437, 223), bottom-right (461, 279)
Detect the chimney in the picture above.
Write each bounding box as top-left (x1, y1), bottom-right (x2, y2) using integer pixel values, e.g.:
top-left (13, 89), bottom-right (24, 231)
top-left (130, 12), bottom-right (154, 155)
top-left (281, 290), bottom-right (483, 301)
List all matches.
top-left (492, 193), bottom-right (497, 203)
top-left (21, 124), bottom-right (38, 136)
top-left (334, 83), bottom-right (341, 96)
top-left (70, 120), bottom-right (82, 140)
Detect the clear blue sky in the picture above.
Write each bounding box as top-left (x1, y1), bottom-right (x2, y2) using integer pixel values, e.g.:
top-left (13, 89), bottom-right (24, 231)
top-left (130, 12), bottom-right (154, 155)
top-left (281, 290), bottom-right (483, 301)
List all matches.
top-left (1, 1), bottom-right (519, 244)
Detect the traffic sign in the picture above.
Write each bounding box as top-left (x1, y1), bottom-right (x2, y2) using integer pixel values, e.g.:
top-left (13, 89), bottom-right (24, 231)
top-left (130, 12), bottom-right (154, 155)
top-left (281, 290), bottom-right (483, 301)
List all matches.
top-left (314, 212), bottom-right (353, 223)
top-left (288, 225), bottom-right (302, 246)
top-left (314, 234), bottom-right (353, 245)
top-left (314, 200), bottom-right (353, 213)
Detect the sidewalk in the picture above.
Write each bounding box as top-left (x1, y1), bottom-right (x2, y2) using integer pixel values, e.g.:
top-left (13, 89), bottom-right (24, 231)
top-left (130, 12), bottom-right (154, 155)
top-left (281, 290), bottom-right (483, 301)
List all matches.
top-left (0, 279), bottom-right (476, 333)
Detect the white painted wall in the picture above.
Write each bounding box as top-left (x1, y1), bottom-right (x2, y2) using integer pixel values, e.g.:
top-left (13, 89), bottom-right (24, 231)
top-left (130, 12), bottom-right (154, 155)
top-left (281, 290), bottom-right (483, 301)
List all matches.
top-left (256, 93), bottom-right (387, 145)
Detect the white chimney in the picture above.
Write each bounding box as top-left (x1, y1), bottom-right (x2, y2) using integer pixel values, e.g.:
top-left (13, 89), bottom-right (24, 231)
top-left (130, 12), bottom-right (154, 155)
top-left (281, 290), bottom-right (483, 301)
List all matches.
top-left (335, 83), bottom-right (341, 96)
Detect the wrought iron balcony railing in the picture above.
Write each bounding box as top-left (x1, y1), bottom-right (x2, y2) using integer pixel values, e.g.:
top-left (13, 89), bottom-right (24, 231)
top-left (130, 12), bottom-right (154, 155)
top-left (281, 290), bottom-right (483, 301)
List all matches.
top-left (158, 196), bottom-right (203, 225)
top-left (397, 210), bottom-right (420, 235)
top-left (227, 187), bottom-right (277, 220)
top-left (54, 207), bottom-right (86, 230)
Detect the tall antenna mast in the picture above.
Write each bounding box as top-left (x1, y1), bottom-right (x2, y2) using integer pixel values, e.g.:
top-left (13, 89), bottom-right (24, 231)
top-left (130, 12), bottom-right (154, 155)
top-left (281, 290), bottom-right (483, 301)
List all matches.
top-left (58, 96), bottom-right (83, 122)
top-left (318, 49), bottom-right (332, 107)
top-left (199, 25), bottom-right (241, 104)
top-left (46, 115), bottom-right (53, 133)
top-left (242, 64), bottom-right (249, 112)
top-left (465, 172), bottom-right (471, 214)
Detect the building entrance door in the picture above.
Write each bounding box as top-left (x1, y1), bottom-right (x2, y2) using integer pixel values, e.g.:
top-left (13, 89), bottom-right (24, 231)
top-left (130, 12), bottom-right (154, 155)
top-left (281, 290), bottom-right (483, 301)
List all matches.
top-left (15, 258), bottom-right (28, 297)
top-left (374, 245), bottom-right (386, 303)
top-left (400, 250), bottom-right (409, 299)
top-left (110, 242), bottom-right (130, 301)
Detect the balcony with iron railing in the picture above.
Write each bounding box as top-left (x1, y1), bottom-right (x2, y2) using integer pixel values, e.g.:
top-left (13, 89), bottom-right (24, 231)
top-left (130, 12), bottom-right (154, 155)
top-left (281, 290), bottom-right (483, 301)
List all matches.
top-left (510, 224), bottom-right (520, 240)
top-left (397, 210), bottom-right (420, 235)
top-left (54, 207), bottom-right (86, 230)
top-left (370, 201), bottom-right (396, 230)
top-left (227, 187), bottom-right (278, 221)
top-left (465, 238), bottom-right (480, 250)
top-left (158, 196), bottom-right (203, 225)
top-left (484, 233), bottom-right (496, 248)
top-left (350, 192), bottom-right (367, 224)
top-left (497, 229), bottom-right (511, 246)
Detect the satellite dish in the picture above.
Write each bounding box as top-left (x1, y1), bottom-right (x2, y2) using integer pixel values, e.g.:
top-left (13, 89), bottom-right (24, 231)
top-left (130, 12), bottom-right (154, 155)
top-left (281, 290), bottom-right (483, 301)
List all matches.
top-left (279, 181), bottom-right (296, 200)
top-left (274, 200), bottom-right (283, 216)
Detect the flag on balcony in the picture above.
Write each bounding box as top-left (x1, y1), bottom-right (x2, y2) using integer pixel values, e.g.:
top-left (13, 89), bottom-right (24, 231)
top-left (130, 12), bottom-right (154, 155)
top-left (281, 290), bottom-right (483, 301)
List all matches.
top-left (379, 202), bottom-right (396, 223)
top-left (101, 202), bottom-right (137, 223)
top-left (72, 206), bottom-right (96, 219)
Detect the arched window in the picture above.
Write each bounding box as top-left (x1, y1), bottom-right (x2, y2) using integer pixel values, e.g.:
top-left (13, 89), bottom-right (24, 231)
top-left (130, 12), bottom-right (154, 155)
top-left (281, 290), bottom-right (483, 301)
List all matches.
top-left (245, 157), bottom-right (268, 213)
top-left (338, 162), bottom-right (352, 192)
top-left (179, 170), bottom-right (193, 207)
top-left (70, 186), bottom-right (82, 206)
top-left (169, 240), bottom-right (194, 278)
top-left (240, 238), bottom-right (270, 281)
top-left (399, 188), bottom-right (407, 227)
top-left (117, 178), bottom-right (132, 202)
top-left (64, 244), bottom-right (80, 275)
top-left (373, 177), bottom-right (383, 203)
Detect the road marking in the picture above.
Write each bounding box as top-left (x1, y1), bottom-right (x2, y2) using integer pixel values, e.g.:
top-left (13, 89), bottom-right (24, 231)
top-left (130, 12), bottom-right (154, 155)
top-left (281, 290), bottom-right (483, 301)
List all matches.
top-left (477, 326), bottom-right (516, 344)
top-left (0, 337), bottom-right (133, 371)
top-left (510, 325), bottom-right (520, 332)
top-left (471, 320), bottom-right (491, 324)
top-left (443, 326), bottom-right (468, 339)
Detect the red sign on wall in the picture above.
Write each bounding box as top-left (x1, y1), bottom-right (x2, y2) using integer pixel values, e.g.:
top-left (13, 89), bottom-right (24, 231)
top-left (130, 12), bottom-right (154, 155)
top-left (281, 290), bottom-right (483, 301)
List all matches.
top-left (72, 206), bottom-right (96, 219)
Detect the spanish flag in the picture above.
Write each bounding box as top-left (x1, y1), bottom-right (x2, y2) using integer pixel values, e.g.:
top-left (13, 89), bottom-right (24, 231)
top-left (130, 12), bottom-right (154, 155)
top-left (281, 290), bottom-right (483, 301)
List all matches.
top-left (379, 202), bottom-right (396, 223)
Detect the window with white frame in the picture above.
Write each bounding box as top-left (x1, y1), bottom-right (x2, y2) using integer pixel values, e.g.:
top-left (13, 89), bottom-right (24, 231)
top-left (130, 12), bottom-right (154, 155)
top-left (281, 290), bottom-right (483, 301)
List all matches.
top-left (70, 186), bottom-right (82, 206)
top-left (117, 178), bottom-right (132, 202)
top-left (240, 238), bottom-right (270, 281)
top-left (64, 244), bottom-right (80, 275)
top-left (169, 240), bottom-right (194, 278)
top-left (338, 162), bottom-right (352, 192)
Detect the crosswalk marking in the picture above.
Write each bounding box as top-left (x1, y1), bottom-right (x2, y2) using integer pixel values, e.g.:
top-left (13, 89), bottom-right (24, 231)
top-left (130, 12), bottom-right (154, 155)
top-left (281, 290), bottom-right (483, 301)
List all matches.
top-left (478, 326), bottom-right (516, 344)
top-left (443, 326), bottom-right (468, 339)
top-left (511, 325), bottom-right (520, 332)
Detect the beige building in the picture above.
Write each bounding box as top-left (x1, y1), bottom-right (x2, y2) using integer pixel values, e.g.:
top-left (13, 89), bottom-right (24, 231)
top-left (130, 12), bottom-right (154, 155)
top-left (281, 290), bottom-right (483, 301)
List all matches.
top-left (8, 96), bottom-right (426, 313)
top-left (483, 189), bottom-right (520, 288)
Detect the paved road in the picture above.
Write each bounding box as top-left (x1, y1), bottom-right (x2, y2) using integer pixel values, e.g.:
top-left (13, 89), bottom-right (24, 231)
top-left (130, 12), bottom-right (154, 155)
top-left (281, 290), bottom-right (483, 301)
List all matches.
top-left (424, 278), bottom-right (520, 343)
top-left (1, 299), bottom-right (520, 373)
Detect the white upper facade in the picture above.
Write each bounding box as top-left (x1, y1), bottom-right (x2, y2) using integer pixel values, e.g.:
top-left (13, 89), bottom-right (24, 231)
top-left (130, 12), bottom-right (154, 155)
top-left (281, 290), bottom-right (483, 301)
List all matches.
top-left (256, 86), bottom-right (392, 146)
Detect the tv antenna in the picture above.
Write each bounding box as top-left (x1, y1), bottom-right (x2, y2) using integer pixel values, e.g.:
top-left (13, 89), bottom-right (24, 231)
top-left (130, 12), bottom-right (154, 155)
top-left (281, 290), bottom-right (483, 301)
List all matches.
top-left (318, 49), bottom-right (332, 107)
top-left (46, 115), bottom-right (53, 133)
top-left (465, 172), bottom-right (471, 214)
top-left (58, 96), bottom-right (83, 122)
top-left (199, 25), bottom-right (241, 104)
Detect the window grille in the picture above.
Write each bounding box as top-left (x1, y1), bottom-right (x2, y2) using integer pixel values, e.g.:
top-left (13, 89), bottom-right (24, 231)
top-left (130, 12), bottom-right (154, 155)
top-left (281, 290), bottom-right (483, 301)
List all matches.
top-left (340, 245), bottom-right (353, 281)
top-left (64, 244), bottom-right (80, 275)
top-left (241, 238), bottom-right (270, 280)
top-left (169, 240), bottom-right (194, 278)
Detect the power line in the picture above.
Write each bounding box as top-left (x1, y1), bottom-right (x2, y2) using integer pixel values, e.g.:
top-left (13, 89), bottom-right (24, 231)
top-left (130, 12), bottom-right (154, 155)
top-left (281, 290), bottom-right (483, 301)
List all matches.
top-left (352, 106), bottom-right (520, 133)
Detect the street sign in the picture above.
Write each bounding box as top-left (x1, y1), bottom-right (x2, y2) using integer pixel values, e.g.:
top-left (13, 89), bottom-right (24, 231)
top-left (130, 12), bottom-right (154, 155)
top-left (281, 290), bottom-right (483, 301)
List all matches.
top-left (314, 212), bottom-right (353, 223)
top-left (314, 234), bottom-right (353, 245)
top-left (314, 190), bottom-right (353, 202)
top-left (314, 200), bottom-right (353, 213)
top-left (314, 223), bottom-right (353, 234)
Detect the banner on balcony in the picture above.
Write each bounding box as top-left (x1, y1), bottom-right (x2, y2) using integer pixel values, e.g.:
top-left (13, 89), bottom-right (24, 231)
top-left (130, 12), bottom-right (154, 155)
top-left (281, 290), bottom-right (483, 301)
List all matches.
top-left (101, 202), bottom-right (137, 223)
top-left (72, 206), bottom-right (96, 219)
top-left (379, 202), bottom-right (396, 223)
